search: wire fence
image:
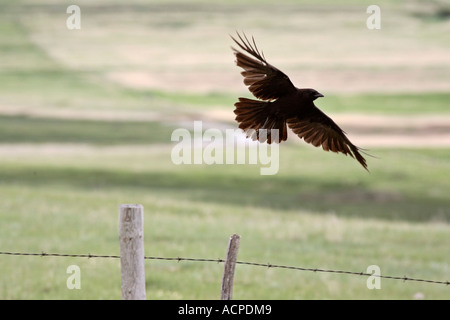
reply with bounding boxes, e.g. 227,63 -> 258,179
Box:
1,250 -> 448,286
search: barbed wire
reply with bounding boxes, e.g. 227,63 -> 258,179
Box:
0,251 -> 448,286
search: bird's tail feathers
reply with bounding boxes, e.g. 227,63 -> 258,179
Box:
234,97 -> 287,144
349,146 -> 369,172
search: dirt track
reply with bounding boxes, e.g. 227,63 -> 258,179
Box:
204,110 -> 450,147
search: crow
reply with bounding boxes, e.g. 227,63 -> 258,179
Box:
231,32 -> 369,171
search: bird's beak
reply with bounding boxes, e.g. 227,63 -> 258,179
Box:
315,92 -> 324,99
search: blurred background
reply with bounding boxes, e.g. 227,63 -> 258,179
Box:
0,0 -> 449,299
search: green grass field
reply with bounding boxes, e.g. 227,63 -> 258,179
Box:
1,146 -> 449,299
0,1 -> 449,300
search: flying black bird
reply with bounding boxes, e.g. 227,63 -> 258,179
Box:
231,32 -> 369,171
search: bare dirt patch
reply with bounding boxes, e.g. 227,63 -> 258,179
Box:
106,67 -> 450,95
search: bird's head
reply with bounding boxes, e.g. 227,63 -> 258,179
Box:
304,88 -> 324,101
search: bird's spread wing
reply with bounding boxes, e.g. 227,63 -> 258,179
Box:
287,106 -> 368,170
231,32 -> 297,101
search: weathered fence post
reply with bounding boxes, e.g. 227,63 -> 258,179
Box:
221,233 -> 241,300
119,204 -> 146,300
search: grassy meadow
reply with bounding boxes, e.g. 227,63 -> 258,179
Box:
0,0 -> 449,299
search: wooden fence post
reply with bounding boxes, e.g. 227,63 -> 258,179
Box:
221,233 -> 241,300
119,204 -> 146,300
